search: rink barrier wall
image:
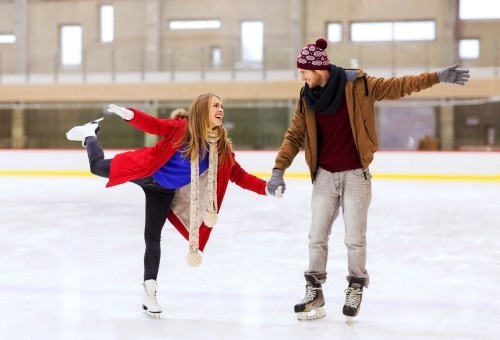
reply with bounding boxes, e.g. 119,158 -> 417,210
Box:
0,150 -> 499,182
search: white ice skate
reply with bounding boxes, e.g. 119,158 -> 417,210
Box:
142,279 -> 162,318
65,118 -> 103,147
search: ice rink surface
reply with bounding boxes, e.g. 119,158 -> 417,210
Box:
0,175 -> 499,340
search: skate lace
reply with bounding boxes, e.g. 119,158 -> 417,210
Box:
301,285 -> 318,303
147,290 -> 159,304
344,287 -> 362,308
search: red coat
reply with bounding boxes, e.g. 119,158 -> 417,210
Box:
107,109 -> 267,251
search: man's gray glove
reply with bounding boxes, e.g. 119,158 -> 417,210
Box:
436,63 -> 470,86
266,169 -> 285,198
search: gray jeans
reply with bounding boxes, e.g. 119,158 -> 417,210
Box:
306,167 -> 371,287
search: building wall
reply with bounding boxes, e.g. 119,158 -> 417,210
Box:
1,0 -> 500,74
0,0 -> 499,151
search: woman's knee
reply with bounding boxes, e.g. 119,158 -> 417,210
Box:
144,228 -> 162,245
89,159 -> 110,178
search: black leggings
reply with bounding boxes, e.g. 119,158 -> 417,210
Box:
86,136 -> 175,281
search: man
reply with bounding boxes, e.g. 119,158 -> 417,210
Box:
266,38 -> 469,322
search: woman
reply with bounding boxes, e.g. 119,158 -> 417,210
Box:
66,93 -> 282,316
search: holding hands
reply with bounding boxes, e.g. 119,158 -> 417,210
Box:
266,168 -> 286,199
108,104 -> 134,120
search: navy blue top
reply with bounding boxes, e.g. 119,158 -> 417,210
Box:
153,149 -> 209,189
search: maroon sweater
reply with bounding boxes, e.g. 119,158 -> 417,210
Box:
315,96 -> 362,172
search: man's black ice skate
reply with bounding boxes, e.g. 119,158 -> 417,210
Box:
343,277 -> 365,323
294,273 -> 326,320
66,118 -> 103,147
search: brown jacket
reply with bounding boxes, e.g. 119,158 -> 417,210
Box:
274,69 -> 440,181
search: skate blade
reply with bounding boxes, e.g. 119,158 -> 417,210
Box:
296,307 -> 326,321
344,308 -> 360,324
89,117 -> 104,124
143,305 -> 162,319
143,310 -> 161,319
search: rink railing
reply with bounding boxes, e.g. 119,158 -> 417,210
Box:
0,150 -> 499,182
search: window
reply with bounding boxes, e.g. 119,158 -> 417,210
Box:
100,5 -> 114,42
459,0 -> 500,19
169,20 -> 221,30
61,25 -> 82,66
327,23 -> 342,42
352,22 -> 392,42
351,21 -> 435,42
459,39 -> 480,59
0,34 -> 16,44
241,21 -> 263,64
211,46 -> 222,67
393,22 -> 435,41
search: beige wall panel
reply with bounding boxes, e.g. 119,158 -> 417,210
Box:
303,0 -> 443,30
29,2 -> 60,73
162,0 -> 293,69
29,1 -> 99,72
0,3 -> 14,31
28,1 -> 148,73
114,1 -> 147,45
94,1 -> 147,73
460,21 -> 500,66
0,3 -> 15,72
0,78 -> 498,103
302,0 -> 457,68
0,0 -> 496,78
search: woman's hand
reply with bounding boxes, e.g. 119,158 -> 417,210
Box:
107,104 -> 134,120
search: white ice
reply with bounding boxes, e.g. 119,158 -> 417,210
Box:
0,176 -> 499,340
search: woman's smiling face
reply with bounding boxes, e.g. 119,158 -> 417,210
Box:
209,96 -> 224,128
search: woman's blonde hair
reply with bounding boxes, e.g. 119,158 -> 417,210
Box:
177,93 -> 233,165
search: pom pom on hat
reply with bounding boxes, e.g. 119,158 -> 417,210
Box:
316,38 -> 327,50
296,38 -> 330,70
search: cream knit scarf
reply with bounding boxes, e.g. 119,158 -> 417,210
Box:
187,129 -> 219,267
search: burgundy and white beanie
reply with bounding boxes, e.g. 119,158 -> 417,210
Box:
296,38 -> 330,70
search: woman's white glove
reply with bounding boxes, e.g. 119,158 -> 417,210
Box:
266,184 -> 284,198
266,169 -> 285,198
107,104 -> 134,120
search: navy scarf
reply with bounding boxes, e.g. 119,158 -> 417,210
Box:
304,64 -> 347,114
